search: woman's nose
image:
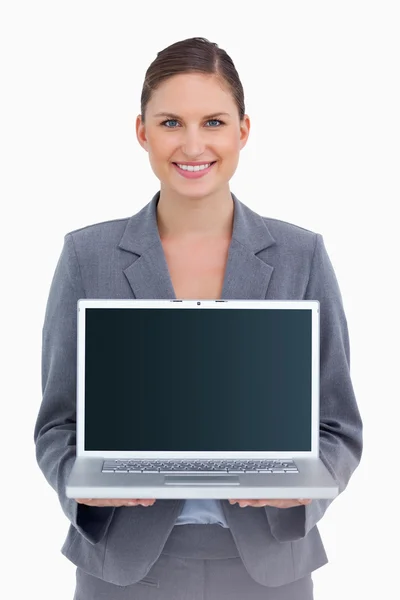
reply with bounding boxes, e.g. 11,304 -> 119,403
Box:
181,130 -> 206,157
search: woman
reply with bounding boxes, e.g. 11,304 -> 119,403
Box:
34,37 -> 363,599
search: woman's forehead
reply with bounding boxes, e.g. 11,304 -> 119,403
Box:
147,74 -> 235,114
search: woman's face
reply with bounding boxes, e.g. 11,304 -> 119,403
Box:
136,72 -> 250,198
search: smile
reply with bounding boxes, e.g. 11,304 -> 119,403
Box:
172,162 -> 217,179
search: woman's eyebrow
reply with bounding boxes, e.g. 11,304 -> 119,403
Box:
153,112 -> 231,119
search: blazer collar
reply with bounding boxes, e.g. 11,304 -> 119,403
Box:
118,190 -> 276,300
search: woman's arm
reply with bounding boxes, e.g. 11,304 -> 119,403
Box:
265,233 -> 363,542
34,233 -> 115,544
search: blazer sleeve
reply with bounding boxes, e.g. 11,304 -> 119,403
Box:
33,233 -> 115,544
264,233 -> 363,542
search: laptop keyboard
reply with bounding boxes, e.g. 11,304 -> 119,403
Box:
102,459 -> 299,474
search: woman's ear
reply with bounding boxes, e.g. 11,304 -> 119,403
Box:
135,114 -> 148,151
239,115 -> 251,150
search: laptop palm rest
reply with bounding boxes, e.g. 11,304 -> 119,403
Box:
164,476 -> 240,485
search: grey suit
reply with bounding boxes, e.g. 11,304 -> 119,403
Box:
34,190 -> 362,589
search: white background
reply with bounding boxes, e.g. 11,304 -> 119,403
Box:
1,1 -> 399,598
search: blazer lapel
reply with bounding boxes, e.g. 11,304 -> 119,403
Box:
118,191 -> 277,301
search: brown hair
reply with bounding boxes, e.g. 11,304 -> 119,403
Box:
140,37 -> 245,123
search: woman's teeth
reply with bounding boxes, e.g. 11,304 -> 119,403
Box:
176,163 -> 212,172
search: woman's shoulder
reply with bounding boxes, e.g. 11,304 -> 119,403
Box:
262,215 -> 317,236
67,216 -> 130,237
65,216 -> 131,249
260,215 -> 319,253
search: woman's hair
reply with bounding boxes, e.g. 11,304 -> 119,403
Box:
140,37 -> 245,123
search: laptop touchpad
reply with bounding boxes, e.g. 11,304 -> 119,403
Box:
164,475 -> 240,485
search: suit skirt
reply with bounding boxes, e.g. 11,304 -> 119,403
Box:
73,523 -> 314,600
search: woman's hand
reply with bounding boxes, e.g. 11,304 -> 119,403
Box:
228,499 -> 312,508
76,498 -> 156,507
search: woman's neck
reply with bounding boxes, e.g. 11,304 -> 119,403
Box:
156,188 -> 234,241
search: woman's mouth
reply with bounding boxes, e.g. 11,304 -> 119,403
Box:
172,161 -> 217,179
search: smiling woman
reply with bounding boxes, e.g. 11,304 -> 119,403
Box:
137,74 -> 247,193
135,42 -> 250,234
34,35 -> 362,600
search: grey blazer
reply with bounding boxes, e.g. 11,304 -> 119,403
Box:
34,190 -> 363,588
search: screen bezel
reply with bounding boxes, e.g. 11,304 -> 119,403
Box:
76,299 -> 320,458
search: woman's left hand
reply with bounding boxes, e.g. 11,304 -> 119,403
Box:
228,499 -> 312,508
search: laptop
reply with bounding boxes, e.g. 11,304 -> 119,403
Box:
66,299 -> 338,500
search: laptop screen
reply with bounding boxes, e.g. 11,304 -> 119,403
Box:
84,307 -> 312,452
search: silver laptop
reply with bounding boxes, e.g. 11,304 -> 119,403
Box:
66,299 -> 338,500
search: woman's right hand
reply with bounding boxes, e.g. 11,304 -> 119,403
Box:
76,498 -> 156,507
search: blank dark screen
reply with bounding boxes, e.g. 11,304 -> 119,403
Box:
84,308 -> 312,451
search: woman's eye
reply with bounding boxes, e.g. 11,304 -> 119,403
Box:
163,119 -> 179,128
161,119 -> 224,128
